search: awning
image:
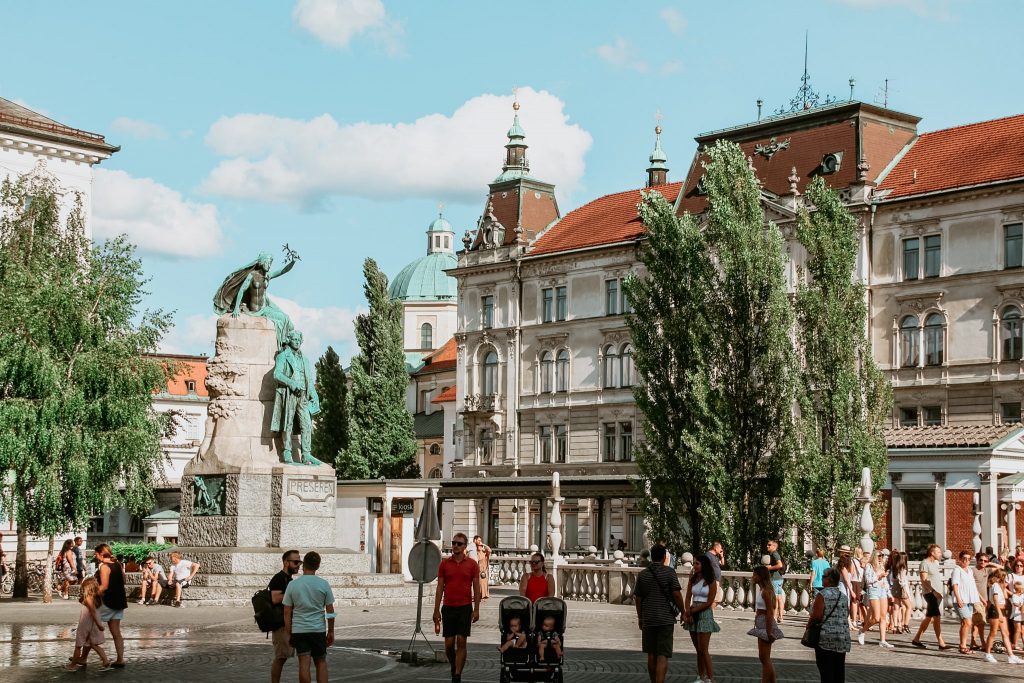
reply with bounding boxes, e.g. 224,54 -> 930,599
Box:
438,474 -> 640,500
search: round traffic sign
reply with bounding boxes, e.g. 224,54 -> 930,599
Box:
408,541 -> 442,583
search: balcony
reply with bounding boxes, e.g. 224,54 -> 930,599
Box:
464,393 -> 502,414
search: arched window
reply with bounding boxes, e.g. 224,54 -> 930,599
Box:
429,443 -> 441,456
420,322 -> 433,350
620,343 -> 634,387
924,313 -> 944,366
483,350 -> 498,395
556,349 -> 570,392
900,316 -> 919,368
1003,306 -> 1023,361
603,345 -> 619,388
427,466 -> 442,479
539,351 -> 554,393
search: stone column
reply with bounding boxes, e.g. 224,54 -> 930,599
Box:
982,472 -> 998,550
383,493 -> 393,573
602,498 -> 612,559
933,473 -> 947,551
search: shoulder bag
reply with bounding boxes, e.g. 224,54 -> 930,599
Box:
801,592 -> 839,649
651,567 -> 681,618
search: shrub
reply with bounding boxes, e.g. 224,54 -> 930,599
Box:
107,542 -> 172,564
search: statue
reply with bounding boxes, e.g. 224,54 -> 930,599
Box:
212,249 -> 298,348
271,330 -> 323,466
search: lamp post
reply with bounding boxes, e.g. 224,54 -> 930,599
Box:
856,467 -> 875,555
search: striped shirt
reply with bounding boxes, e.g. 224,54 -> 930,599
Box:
634,565 -> 681,627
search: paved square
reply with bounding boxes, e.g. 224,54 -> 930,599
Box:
3,588 -> 1023,681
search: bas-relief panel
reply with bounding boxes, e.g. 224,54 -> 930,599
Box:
948,218 -> 997,274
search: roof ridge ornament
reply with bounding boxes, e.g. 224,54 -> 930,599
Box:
773,31 -> 837,115
754,136 -> 790,159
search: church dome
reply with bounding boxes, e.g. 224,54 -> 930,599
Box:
388,251 -> 458,302
428,215 -> 452,233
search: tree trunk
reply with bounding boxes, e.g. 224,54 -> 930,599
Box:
13,527 -> 28,599
42,535 -> 54,604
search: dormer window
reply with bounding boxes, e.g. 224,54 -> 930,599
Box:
185,380 -> 197,393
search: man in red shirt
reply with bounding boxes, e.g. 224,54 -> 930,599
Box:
432,532 -> 481,683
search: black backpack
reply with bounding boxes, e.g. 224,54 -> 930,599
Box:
252,588 -> 285,633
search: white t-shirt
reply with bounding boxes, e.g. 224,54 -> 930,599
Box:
952,566 -> 981,605
990,582 -> 1006,608
170,559 -> 194,582
1011,593 -> 1024,623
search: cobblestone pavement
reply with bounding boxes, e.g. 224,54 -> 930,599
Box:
3,589 -> 1024,682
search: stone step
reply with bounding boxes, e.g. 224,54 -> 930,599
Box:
173,581 -> 424,607
129,572 -> 409,589
153,548 -> 369,575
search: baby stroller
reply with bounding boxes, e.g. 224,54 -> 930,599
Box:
533,597 -> 567,683
498,596 -> 533,682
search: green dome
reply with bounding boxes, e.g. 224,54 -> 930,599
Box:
389,252 -> 458,302
428,215 -> 453,233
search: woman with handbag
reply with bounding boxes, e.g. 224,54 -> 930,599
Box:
683,556 -> 720,682
805,568 -> 850,682
747,566 -> 783,683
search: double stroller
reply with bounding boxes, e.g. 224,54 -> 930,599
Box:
498,595 -> 567,683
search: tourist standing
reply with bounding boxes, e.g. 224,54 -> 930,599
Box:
1007,558 -> 1024,593
633,544 -> 685,683
270,549 -> 301,683
858,550 -> 892,648
765,540 -> 785,624
432,532 -> 481,683
983,568 -> 1022,663
519,552 -> 554,603
73,537 -> 86,582
1011,580 -> 1024,651
94,543 -> 127,668
808,568 -> 850,682
971,551 -> 994,649
911,544 -> 949,649
283,551 -> 335,683
889,551 -> 912,634
57,538 -> 78,600
747,566 -> 783,683
473,535 -> 491,600
705,542 -> 725,583
683,555 -> 720,683
951,549 -> 981,654
168,551 -> 201,607
809,549 -> 830,597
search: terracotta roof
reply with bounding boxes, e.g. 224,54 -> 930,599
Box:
529,182 -> 683,256
432,385 -> 457,403
877,113 -> 1024,199
884,424 -> 1023,449
413,338 -> 457,376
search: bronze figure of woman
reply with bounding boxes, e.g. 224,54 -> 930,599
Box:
212,251 -> 297,347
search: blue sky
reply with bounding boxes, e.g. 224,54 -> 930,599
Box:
2,0 -> 1021,362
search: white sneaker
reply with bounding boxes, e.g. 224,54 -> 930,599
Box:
880,641 -> 895,648
985,653 -> 998,663
1008,655 -> 1023,664
858,632 -> 865,645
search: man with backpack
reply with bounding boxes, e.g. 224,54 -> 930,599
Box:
268,549 -> 302,683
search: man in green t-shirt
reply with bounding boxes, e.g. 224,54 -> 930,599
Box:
283,552 -> 336,683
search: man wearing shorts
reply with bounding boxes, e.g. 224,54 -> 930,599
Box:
283,551 -> 335,683
433,532 -> 481,683
912,543 -> 949,649
634,543 -> 685,683
270,549 -> 302,683
168,551 -> 201,607
951,550 -> 981,653
138,556 -> 167,605
766,540 -> 785,623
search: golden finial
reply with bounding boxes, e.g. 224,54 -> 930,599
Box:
654,109 -> 663,136
512,85 -> 520,111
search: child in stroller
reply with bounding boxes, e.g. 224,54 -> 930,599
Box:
498,615 -> 529,655
536,615 -> 563,662
533,596 -> 567,681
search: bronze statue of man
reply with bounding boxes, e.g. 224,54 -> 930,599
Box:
271,330 -> 323,466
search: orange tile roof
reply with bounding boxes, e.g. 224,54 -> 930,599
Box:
877,113 -> 1024,199
431,385 -> 457,403
884,424 -> 1022,449
413,337 -> 457,375
155,356 -> 208,397
529,182 -> 683,256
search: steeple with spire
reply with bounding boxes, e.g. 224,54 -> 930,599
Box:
646,121 -> 669,187
427,204 -> 455,255
498,97 -> 530,181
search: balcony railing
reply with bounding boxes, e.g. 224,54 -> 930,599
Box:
464,393 -> 501,413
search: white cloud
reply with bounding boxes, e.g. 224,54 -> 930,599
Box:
200,87 -> 592,207
92,169 -> 224,258
159,313 -> 218,356
659,7 -> 687,33
111,117 -> 168,140
596,38 -> 649,73
292,0 -> 403,54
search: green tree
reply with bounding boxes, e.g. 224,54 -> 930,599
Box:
702,141 -> 801,568
0,172 -> 173,599
791,177 -> 890,555
625,190 -> 726,555
340,258 -> 418,480
311,345 -> 348,469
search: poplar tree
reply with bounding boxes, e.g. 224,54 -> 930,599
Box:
0,172 -> 173,599
625,190 -> 726,554
311,345 -> 348,469
791,177 -> 890,555
340,258 -> 418,480
701,141 -> 800,568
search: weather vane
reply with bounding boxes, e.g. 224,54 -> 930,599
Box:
281,243 -> 301,263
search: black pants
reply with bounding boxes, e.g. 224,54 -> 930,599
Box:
814,647 -> 845,683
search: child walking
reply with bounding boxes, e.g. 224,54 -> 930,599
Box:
65,577 -> 112,671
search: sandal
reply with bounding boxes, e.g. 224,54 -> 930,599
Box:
959,647 -> 972,654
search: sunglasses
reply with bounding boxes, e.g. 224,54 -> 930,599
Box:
530,560 -> 542,565
452,541 -> 466,547
288,560 -> 302,564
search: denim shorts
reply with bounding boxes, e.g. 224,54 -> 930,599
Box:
97,604 -> 124,622
957,604 -> 974,620
771,578 -> 784,596
865,586 -> 882,601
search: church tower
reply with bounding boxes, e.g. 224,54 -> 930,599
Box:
646,124 -> 669,187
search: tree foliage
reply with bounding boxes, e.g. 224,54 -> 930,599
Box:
339,258 -> 418,480
625,190 -> 726,554
0,171 -> 173,594
311,345 -> 348,469
790,177 -> 890,556
701,141 -> 801,568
